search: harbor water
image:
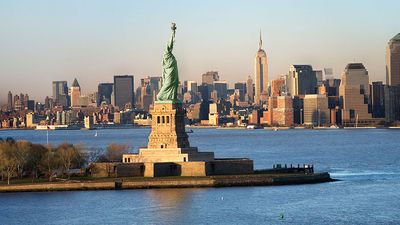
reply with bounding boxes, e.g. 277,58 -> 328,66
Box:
0,128 -> 399,224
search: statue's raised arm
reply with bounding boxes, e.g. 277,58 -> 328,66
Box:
166,23 -> 177,53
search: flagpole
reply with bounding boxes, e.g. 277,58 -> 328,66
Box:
46,127 -> 49,145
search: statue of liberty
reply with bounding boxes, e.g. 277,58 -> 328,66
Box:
156,23 -> 179,102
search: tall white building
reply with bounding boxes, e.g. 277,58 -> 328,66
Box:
386,33 -> 400,86
254,31 -> 268,105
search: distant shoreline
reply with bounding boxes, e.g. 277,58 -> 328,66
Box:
0,172 -> 334,193
2,126 -> 400,132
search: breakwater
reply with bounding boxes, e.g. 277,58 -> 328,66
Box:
0,172 -> 333,192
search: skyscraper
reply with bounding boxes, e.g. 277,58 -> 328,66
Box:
324,68 -> 334,80
198,84 -> 210,120
324,79 -> 341,96
246,75 -> 254,103
114,75 -> 134,110
52,81 -> 68,107
201,71 -> 219,100
44,96 -> 51,109
263,96 -> 293,126
303,94 -> 330,126
149,77 -> 162,93
287,65 -> 317,96
198,84 -> 209,101
187,81 -> 198,93
24,94 -> 29,107
202,71 -> 219,85
97,83 -> 114,106
386,33 -> 400,86
234,82 -> 246,102
70,78 -> 81,107
384,85 -> 400,123
7,91 -> 13,110
271,76 -> 286,97
213,81 -> 228,100
385,34 -> 400,123
315,70 -> 324,85
339,63 -> 371,122
140,84 -> 153,111
254,31 -> 268,105
370,81 -> 385,118
14,94 -> 22,111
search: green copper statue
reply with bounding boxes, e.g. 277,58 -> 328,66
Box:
156,23 -> 179,102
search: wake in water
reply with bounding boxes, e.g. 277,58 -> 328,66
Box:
330,169 -> 397,177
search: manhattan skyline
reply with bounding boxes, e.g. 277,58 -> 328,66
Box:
1,0 -> 400,101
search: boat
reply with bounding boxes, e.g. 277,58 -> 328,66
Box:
246,125 -> 262,129
36,125 -> 81,130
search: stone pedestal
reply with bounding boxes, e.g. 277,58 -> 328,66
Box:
123,102 -> 214,165
121,102 -> 253,177
147,102 -> 190,149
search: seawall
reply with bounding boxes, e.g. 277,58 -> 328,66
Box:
0,172 -> 333,193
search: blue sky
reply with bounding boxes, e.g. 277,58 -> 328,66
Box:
0,0 -> 399,101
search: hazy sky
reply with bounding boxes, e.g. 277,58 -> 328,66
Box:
1,0 -> 399,102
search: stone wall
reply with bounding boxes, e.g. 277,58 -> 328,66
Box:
178,162 -> 206,176
153,162 -> 181,177
117,163 -> 145,177
91,159 -> 254,178
206,159 -> 254,176
0,182 -> 115,192
123,177 -> 213,188
148,160 -> 252,177
140,162 -> 207,177
144,162 -> 154,177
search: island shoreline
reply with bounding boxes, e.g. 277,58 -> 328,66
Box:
0,172 -> 335,193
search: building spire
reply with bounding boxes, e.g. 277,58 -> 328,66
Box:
72,78 -> 80,88
259,29 -> 262,50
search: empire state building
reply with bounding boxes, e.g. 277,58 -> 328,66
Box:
254,31 -> 268,105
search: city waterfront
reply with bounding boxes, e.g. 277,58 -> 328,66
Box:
0,128 -> 399,224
